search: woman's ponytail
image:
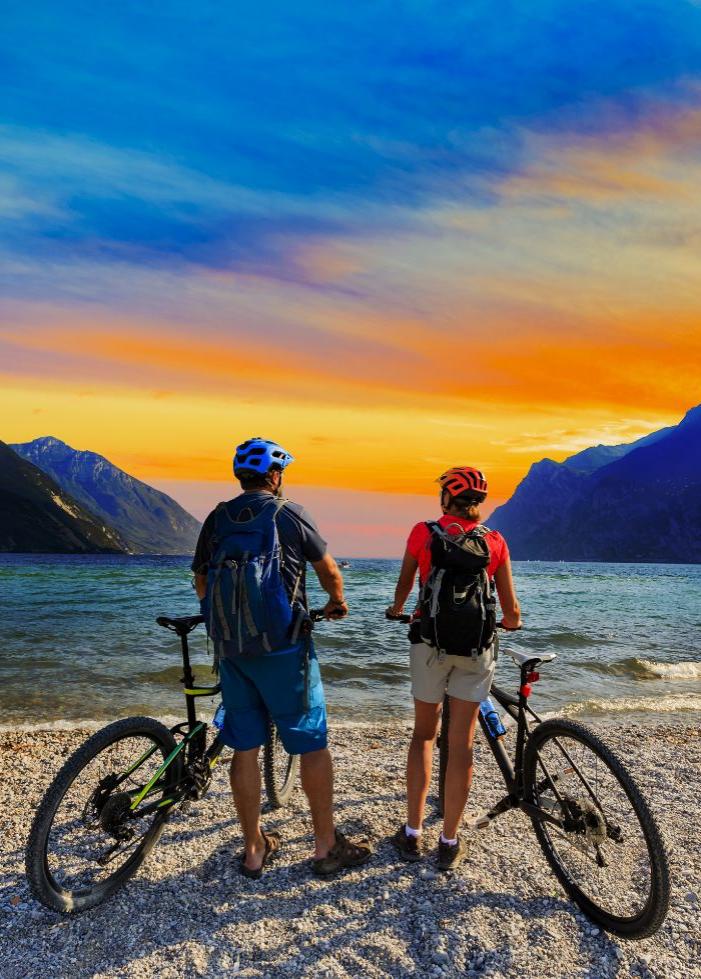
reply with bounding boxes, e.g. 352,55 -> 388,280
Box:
449,491 -> 482,522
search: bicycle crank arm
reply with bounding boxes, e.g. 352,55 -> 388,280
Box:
469,793 -> 519,830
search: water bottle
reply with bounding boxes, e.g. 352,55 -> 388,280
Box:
479,698 -> 506,738
212,702 -> 226,731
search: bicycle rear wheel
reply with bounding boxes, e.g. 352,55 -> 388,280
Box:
263,717 -> 299,808
524,718 -> 670,938
26,716 -> 180,913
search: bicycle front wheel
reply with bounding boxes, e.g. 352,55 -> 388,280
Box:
524,718 -> 670,938
263,718 -> 299,808
26,716 -> 180,913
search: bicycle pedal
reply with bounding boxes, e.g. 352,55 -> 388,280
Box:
470,814 -> 492,831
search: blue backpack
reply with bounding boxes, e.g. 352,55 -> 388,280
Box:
204,498 -> 300,656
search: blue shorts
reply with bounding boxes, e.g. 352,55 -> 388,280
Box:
217,639 -> 327,755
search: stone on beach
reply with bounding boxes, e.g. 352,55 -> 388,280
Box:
1,721 -> 699,978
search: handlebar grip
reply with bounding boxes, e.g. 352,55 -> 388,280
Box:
310,608 -> 348,621
385,612 -> 412,623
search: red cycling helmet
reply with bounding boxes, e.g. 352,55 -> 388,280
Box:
436,466 -> 488,498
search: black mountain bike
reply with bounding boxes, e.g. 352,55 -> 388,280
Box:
393,616 -> 670,939
26,614 -> 299,914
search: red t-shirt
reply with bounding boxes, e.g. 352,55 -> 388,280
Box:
407,516 -> 509,584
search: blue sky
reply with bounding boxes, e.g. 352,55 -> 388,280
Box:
4,1 -> 701,288
2,3 -> 701,552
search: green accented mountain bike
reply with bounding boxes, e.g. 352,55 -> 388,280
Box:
391,616 -> 671,939
25,614 -> 299,913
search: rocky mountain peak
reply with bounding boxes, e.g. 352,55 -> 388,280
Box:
10,437 -> 201,555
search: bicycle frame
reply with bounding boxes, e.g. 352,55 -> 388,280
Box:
471,660 -> 565,830
108,620 -> 224,819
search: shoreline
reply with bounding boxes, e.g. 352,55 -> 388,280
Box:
1,702 -> 700,735
2,720 -> 699,978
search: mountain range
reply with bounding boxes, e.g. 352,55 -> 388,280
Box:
0,441 -> 126,553
3,437 -> 200,554
489,404 -> 701,563
10,437 -> 200,554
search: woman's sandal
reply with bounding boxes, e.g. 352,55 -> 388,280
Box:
312,829 -> 373,877
239,831 -> 281,880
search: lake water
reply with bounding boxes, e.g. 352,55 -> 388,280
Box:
2,556 -> 700,729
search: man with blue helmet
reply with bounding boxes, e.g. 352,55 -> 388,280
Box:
192,437 -> 372,878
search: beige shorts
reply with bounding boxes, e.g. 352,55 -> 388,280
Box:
410,642 -> 496,704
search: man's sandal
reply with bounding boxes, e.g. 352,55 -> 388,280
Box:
239,831 -> 281,880
312,829 -> 373,877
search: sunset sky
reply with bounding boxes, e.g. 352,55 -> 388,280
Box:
2,3 -> 701,554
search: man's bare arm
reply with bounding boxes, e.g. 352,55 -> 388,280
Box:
311,553 -> 348,618
194,572 -> 207,600
494,557 -> 522,629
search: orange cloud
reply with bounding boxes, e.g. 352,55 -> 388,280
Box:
501,99 -> 701,204
3,295 -> 699,421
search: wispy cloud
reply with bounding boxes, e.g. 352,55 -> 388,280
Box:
2,2 -> 701,501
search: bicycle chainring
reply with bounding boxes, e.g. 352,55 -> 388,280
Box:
187,756 -> 213,799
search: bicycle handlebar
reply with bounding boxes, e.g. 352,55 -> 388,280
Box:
384,610 -> 522,630
308,608 -> 346,622
385,610 -> 412,623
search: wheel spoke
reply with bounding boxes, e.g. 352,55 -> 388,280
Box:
44,733 -> 171,894
530,727 -> 660,925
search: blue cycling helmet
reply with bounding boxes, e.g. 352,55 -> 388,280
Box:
233,437 -> 294,476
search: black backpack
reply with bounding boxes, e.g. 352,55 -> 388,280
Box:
419,522 -> 497,657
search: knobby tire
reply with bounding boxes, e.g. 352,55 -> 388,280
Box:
26,716 -> 179,914
263,717 -> 300,808
524,717 -> 670,938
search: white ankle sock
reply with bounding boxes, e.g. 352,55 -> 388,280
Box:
405,824 -> 422,838
440,832 -> 457,846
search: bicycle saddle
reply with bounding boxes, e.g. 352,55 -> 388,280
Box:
156,614 -> 205,635
509,648 -> 557,667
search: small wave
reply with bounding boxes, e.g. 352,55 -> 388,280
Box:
577,657 -> 701,680
631,658 -> 701,680
562,693 -> 701,716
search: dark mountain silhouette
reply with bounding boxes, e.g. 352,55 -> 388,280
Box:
10,437 -> 200,555
489,405 -> 701,563
0,442 -> 126,553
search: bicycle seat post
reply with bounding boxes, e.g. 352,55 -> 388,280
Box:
179,630 -> 198,730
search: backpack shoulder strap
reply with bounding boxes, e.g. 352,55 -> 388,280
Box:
469,523 -> 489,538
272,497 -> 288,519
211,502 -> 229,544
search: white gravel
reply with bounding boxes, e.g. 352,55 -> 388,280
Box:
1,720 -> 699,978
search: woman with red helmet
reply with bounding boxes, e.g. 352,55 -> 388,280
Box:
387,466 -> 522,871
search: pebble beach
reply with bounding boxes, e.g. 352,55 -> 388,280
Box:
1,721 -> 699,979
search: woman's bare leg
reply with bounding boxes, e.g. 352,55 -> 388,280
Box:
442,697 -> 480,840
406,698 -> 442,830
